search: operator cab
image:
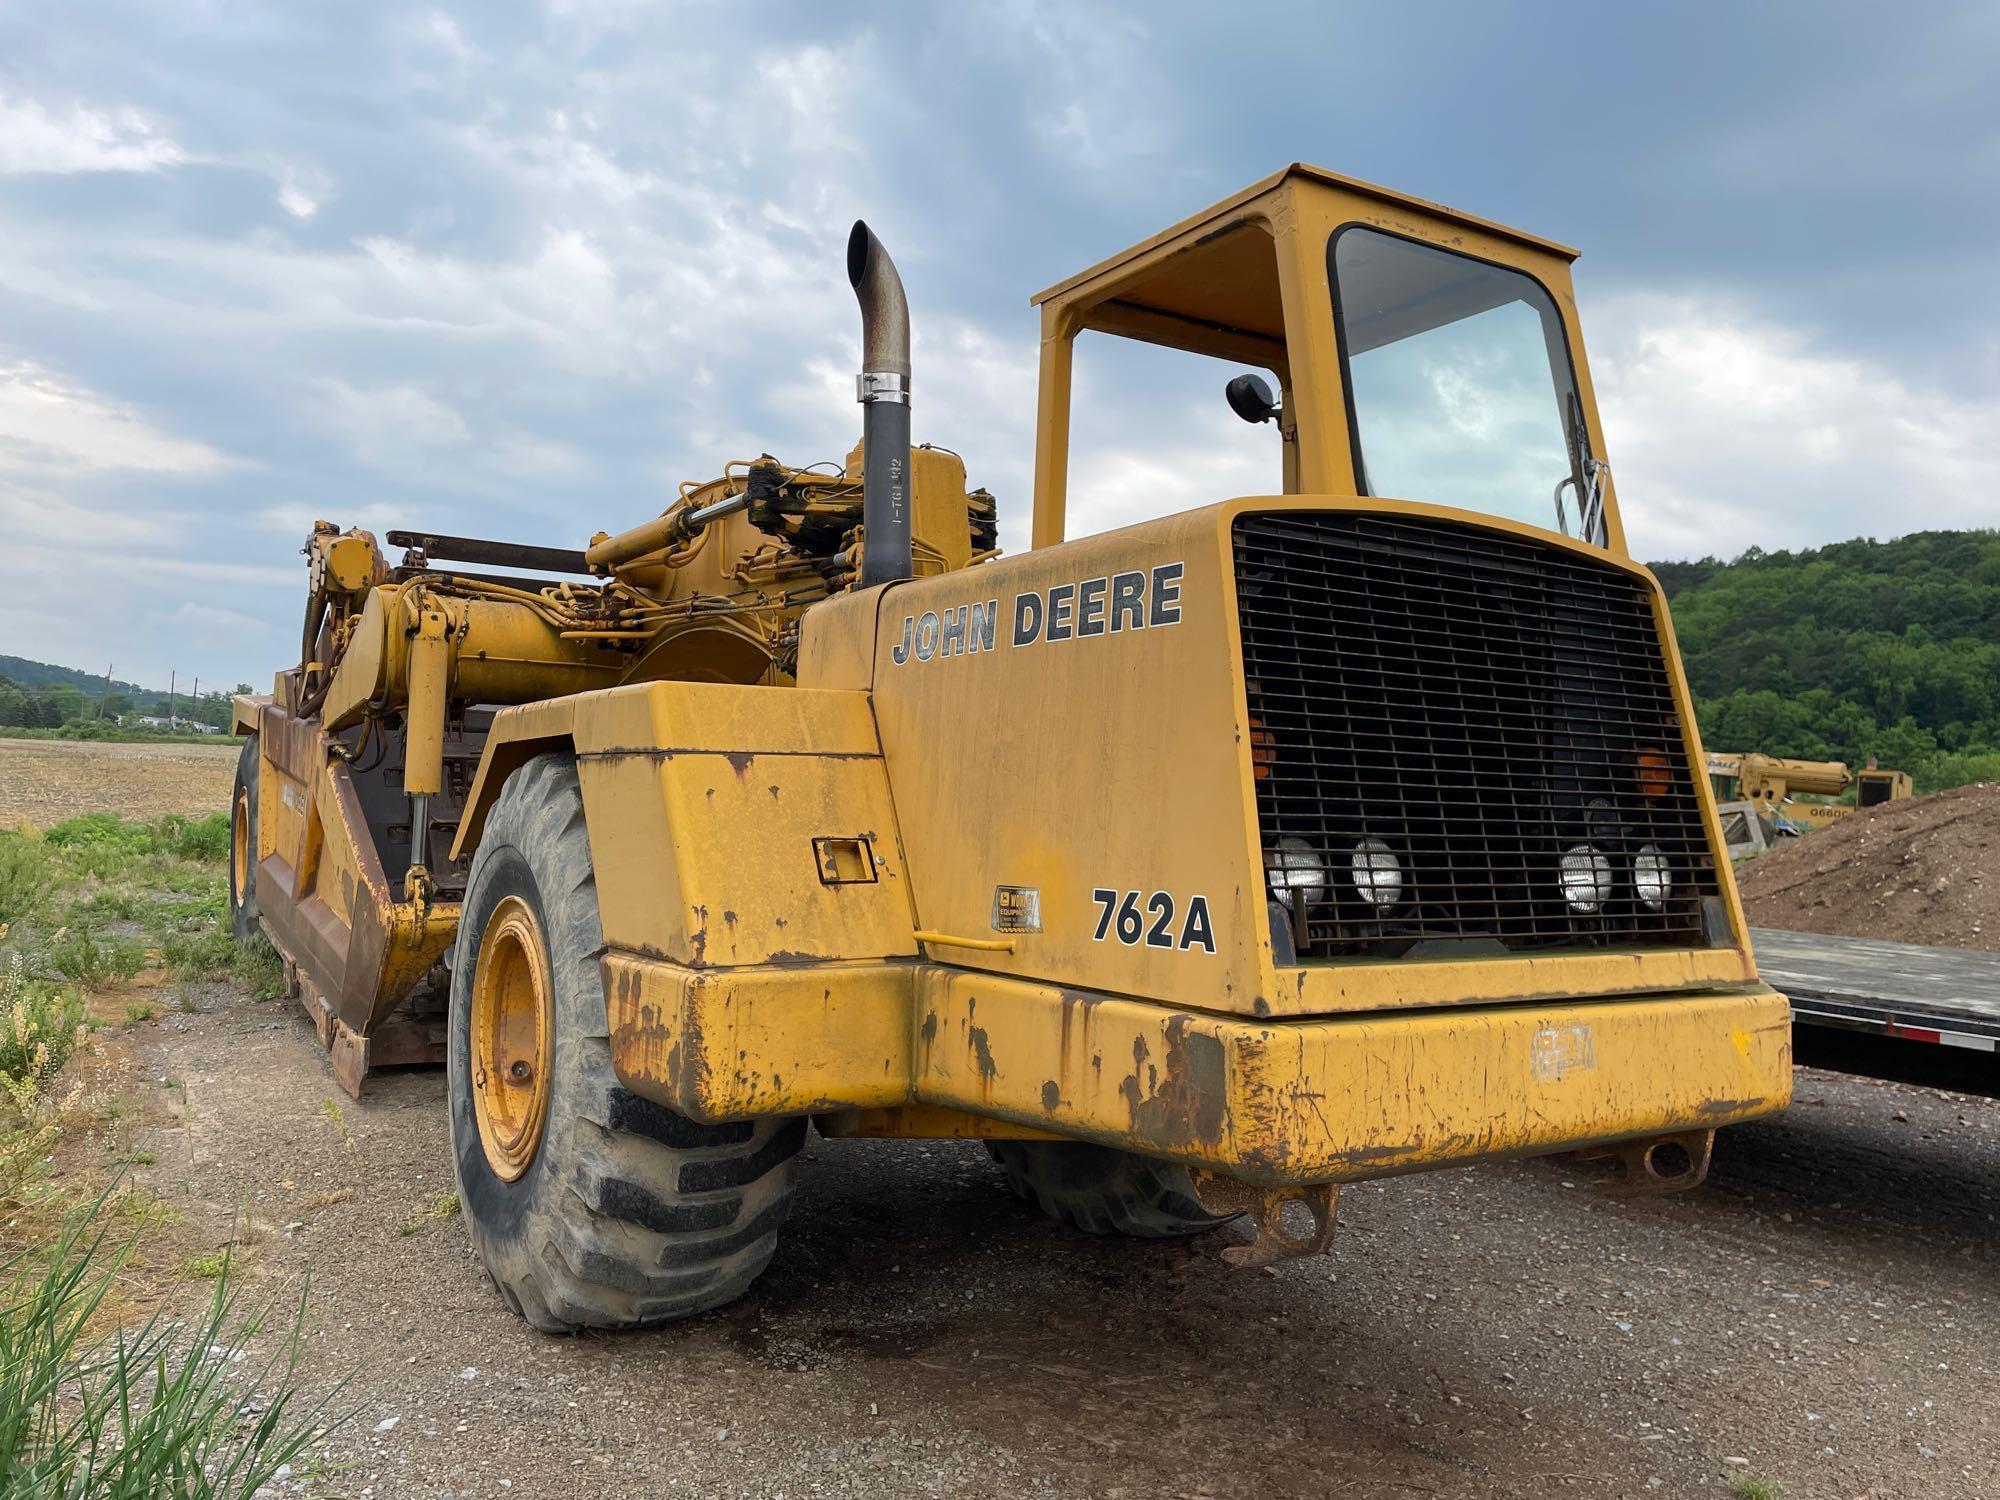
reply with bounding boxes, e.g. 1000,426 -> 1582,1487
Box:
1030,163 -> 1618,552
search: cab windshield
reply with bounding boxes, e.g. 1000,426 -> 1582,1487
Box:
1330,226 -> 1593,539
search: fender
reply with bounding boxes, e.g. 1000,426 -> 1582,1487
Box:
455,679 -> 920,969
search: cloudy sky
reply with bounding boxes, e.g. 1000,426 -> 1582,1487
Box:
1,3 -> 1997,690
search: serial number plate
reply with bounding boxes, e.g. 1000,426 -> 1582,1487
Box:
991,886 -> 1043,934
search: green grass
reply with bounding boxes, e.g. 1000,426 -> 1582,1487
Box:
1731,1478 -> 1784,1500
44,811 -> 232,864
183,1252 -> 228,1280
0,1192 -> 349,1495
158,925 -> 285,1001
42,927 -> 147,989
0,837 -> 53,928
0,812 -> 283,1008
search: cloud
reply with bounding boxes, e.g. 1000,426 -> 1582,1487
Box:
167,600 -> 266,636
0,483 -> 179,547
980,2 -> 1172,174
275,176 -> 320,219
0,357 -> 233,477
1591,296 -> 2000,560
313,378 -> 473,462
0,91 -> 188,175
0,2 -> 1991,692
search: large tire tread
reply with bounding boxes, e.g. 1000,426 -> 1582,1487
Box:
229,735 -> 261,945
988,1140 -> 1237,1239
450,752 -> 802,1332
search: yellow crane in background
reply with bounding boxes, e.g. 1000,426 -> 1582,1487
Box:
1706,751 -> 1913,846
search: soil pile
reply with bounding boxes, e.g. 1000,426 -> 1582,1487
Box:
1734,780 -> 2000,951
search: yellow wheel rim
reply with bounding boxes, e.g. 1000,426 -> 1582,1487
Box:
231,789 -> 251,903
470,895 -> 554,1181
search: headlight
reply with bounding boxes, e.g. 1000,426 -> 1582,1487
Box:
1633,845 -> 1672,909
1267,837 -> 1327,909
1558,844 -> 1613,914
1349,837 -> 1403,909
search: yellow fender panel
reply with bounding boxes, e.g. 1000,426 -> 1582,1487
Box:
456,681 -> 919,970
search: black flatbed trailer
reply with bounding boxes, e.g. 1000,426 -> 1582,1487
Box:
1751,927 -> 2000,1098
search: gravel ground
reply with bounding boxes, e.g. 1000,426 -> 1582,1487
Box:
0,736 -> 239,827
119,990 -> 1997,1500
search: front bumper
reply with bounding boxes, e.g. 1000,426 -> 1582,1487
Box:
603,952 -> 1792,1187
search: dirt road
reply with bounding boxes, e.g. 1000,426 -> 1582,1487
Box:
124,989 -> 1996,1500
0,736 -> 239,827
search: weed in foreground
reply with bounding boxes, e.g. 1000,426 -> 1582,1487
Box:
43,926 -> 147,990
0,1192 -> 350,1496
162,926 -> 286,1002
0,838 -> 53,928
319,1098 -> 352,1150
1732,1479 -> 1784,1500
1,951 -> 89,1097
42,811 -> 232,864
398,1189 -> 463,1236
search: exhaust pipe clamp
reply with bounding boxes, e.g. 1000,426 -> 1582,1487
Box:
857,371 -> 910,405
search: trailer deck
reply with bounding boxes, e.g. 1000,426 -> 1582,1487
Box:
1751,927 -> 2000,1096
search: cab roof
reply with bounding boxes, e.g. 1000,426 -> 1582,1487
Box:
1027,164 -> 1576,371
1032,162 -> 1576,310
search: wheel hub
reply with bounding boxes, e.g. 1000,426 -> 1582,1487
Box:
231,789 -> 251,904
470,895 -> 554,1181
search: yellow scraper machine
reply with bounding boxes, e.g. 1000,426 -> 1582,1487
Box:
231,165 -> 1790,1328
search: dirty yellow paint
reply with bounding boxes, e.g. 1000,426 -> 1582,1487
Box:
910,970 -> 1791,1185
602,951 -> 913,1119
460,681 -> 919,970
600,940 -> 1792,1188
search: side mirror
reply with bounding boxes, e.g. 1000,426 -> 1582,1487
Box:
1225,373 -> 1280,425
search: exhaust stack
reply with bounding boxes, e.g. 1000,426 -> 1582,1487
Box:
848,221 -> 912,589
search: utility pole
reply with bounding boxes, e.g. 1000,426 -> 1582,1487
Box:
169,670 -> 177,728
193,677 -> 200,729
98,663 -> 113,720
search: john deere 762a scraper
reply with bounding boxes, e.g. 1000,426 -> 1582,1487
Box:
230,165 -> 1789,1329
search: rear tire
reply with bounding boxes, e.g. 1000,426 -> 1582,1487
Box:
229,735 -> 261,944
449,752 -> 804,1332
987,1141 -> 1238,1238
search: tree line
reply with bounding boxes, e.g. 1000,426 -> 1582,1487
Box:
0,675 -> 251,734
1651,529 -> 2000,793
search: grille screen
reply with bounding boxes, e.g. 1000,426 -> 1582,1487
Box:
1235,512 -> 1723,960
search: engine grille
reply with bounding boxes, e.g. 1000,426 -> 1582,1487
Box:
1234,512 -> 1723,960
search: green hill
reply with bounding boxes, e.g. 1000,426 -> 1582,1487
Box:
1652,529 -> 2000,792
0,655 -> 247,733
0,656 -> 157,698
